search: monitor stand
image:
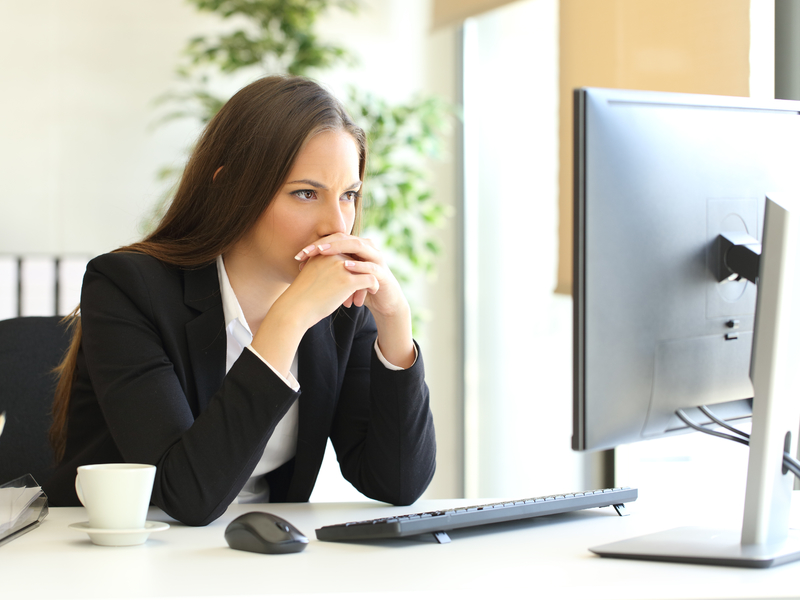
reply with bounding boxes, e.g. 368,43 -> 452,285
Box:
590,526 -> 800,569
591,197 -> 800,569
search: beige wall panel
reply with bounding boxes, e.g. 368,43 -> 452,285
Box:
556,0 -> 751,294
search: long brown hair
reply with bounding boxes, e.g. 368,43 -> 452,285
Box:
50,75 -> 367,460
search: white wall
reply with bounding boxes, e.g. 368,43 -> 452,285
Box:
0,1 -> 218,255
749,0 -> 775,99
462,0 -> 587,499
0,0 -> 463,501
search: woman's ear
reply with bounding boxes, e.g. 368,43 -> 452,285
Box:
213,166 -> 224,182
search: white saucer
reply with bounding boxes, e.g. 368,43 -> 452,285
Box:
69,520 -> 170,546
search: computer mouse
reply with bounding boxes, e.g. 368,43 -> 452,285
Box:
224,511 -> 308,554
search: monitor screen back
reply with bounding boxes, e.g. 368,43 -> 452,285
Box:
573,88 -> 800,452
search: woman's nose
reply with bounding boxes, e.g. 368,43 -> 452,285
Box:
318,201 -> 348,236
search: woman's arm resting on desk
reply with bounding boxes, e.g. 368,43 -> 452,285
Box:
329,309 -> 436,506
80,255 -> 298,526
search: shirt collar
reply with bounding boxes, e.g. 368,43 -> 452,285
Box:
216,255 -> 254,347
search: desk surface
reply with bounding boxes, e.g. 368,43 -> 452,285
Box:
5,490 -> 800,600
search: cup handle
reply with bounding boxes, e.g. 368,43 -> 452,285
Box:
74,474 -> 86,507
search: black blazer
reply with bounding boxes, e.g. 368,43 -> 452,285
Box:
44,252 -> 436,526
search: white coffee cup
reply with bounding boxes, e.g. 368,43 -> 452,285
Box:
75,463 -> 156,530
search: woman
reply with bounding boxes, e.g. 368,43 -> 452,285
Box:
44,75 -> 436,526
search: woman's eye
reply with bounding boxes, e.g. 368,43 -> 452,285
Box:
343,191 -> 360,203
293,190 -> 316,200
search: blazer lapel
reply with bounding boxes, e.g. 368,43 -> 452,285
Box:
287,318 -> 339,500
182,263 -> 226,415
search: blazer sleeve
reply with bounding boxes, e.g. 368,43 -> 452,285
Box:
79,254 -> 299,526
329,308 -> 436,505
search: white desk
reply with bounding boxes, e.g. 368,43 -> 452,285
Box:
4,490 -> 800,599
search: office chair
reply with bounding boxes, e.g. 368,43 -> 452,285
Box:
0,316 -> 72,485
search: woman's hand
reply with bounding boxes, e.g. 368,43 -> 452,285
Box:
277,247 -> 379,330
254,240 -> 382,377
293,234 -> 415,368
294,234 -> 403,317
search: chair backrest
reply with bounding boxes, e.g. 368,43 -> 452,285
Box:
0,316 -> 72,485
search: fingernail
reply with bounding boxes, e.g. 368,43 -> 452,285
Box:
344,260 -> 355,267
295,245 -> 315,260
317,243 -> 331,251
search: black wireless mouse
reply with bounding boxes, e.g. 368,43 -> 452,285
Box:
224,511 -> 308,554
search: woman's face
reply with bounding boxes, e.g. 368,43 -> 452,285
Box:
241,129 -> 362,283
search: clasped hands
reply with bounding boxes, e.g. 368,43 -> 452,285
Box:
292,233 -> 406,320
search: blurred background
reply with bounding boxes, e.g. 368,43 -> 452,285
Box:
0,0 -> 783,503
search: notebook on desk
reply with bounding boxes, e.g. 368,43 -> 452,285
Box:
315,486 -> 637,544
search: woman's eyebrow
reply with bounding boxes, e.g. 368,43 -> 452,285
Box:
286,179 -> 362,190
286,178 -> 326,188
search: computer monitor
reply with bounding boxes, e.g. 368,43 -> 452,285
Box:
572,87 -> 800,567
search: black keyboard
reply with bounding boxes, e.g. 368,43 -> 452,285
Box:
315,486 -> 638,543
